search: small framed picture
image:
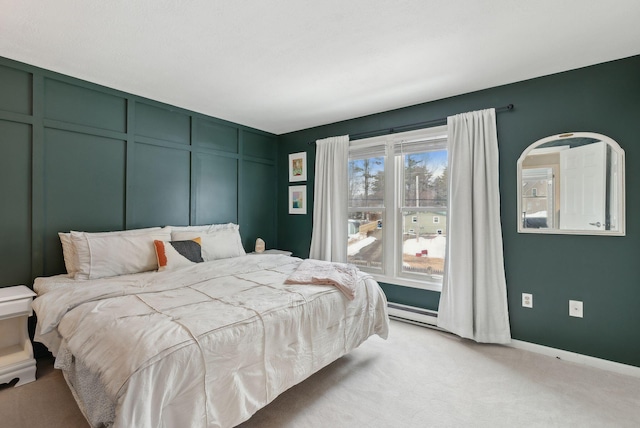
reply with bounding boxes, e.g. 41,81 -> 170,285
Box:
288,152 -> 307,182
288,185 -> 307,214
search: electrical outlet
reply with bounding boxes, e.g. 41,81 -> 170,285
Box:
569,300 -> 583,318
522,293 -> 533,308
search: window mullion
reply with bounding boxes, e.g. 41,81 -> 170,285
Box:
389,153 -> 403,278
379,142 -> 394,277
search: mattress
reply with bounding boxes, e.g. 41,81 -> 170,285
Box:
33,254 -> 389,428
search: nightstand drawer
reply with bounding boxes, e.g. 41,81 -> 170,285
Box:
0,297 -> 32,320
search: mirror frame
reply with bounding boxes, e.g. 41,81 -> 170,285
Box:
517,132 -> 625,236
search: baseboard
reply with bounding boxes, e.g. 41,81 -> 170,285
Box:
388,303 -> 640,378
387,303 -> 443,330
509,339 -> 640,378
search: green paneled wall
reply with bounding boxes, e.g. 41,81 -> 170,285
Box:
277,55 -> 640,368
241,158 -> 277,250
0,120 -> 32,285
193,153 -> 238,225
42,129 -> 127,273
135,103 -> 190,145
0,65 -> 32,114
245,131 -> 277,160
193,120 -> 238,153
44,79 -> 127,132
0,56 -> 278,285
130,142 -> 191,228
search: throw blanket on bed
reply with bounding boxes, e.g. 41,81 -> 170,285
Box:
284,259 -> 360,300
32,255 -> 389,428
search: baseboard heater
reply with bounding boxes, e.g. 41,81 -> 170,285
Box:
387,302 -> 442,330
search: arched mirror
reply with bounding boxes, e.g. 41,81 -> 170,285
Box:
517,132 -> 625,236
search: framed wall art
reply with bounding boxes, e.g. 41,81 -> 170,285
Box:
288,151 -> 307,182
288,185 -> 306,214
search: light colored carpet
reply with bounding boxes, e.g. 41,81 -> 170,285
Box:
2,320 -> 639,427
0,355 -> 88,428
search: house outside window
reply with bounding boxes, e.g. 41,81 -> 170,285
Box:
347,126 -> 448,291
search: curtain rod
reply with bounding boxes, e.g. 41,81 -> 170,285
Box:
307,104 -> 514,145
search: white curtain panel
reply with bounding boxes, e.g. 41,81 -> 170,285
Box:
437,109 -> 511,344
309,135 -> 349,262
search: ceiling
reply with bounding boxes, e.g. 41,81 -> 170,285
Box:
2,1 -> 640,135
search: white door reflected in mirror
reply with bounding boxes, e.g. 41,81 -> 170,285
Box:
559,141 -> 606,231
517,132 -> 625,236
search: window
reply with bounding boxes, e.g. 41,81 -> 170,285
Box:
347,126 -> 448,291
347,143 -> 385,272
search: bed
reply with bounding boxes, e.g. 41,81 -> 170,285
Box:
32,224 -> 389,428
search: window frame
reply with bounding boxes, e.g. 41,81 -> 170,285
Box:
348,125 -> 447,292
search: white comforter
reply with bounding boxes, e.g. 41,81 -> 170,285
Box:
33,255 -> 389,428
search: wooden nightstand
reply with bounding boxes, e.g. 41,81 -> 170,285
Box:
0,285 -> 37,387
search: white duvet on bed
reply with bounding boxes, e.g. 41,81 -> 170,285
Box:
33,254 -> 389,428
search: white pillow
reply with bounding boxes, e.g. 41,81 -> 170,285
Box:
70,227 -> 169,280
172,224 -> 245,261
87,231 -> 172,279
170,222 -> 236,238
58,232 -> 77,275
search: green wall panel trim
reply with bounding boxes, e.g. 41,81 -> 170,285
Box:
30,74 -> 45,283
277,55 -> 640,367
43,128 -> 126,275
42,119 -> 127,143
243,129 -> 277,160
130,143 -> 191,228
44,78 -> 126,132
0,110 -> 34,126
125,99 -> 136,229
242,155 -> 276,166
135,102 -> 190,145
0,121 -> 32,287
193,153 -> 238,225
193,118 -> 238,153
0,64 -> 32,115
134,135 -> 194,151
378,283 -> 440,312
